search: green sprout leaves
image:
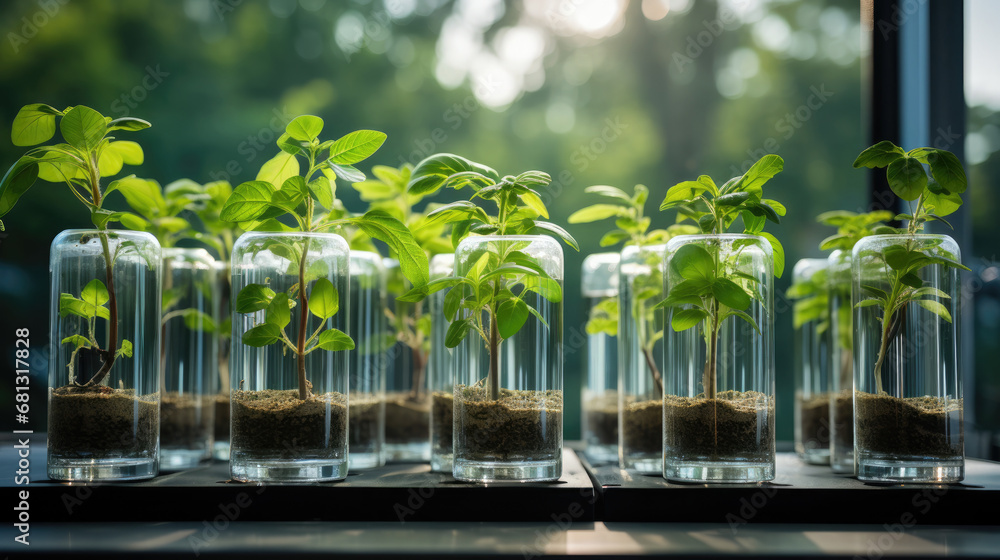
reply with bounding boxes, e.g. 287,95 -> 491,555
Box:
235,279 -> 354,353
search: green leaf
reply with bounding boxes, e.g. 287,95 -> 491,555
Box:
308,278 -> 339,319
883,245 -> 911,270
11,104 -> 59,146
915,299 -> 952,323
660,180 -> 709,210
116,339 -> 134,359
328,162 -> 366,183
716,192 -> 750,207
236,284 -> 276,313
528,220 -> 579,251
0,157 -> 40,225
854,141 -> 905,168
523,274 -> 563,303
407,153 -> 500,196
61,334 -> 91,349
119,213 -> 150,231
671,308 -> 708,331
599,230 -> 630,247
352,179 -> 396,202
886,157 -> 927,201
725,309 -> 761,334
443,283 -> 465,320
316,328 -> 355,351
59,105 -> 106,152
568,204 -> 622,223
353,210 -> 430,287
525,302 -> 550,329
730,154 -> 784,193
712,277 -> 751,309
584,184 -> 632,202
759,232 -> 784,278
256,152 -> 300,188
900,272 -> 923,289
266,292 -> 291,328
107,140 -> 144,166
670,244 -> 714,282
445,318 -> 471,348
106,117 -> 151,133
855,299 -> 883,309
112,177 -> 166,221
242,323 -> 282,347
911,286 -> 949,299
496,298 -> 529,339
220,181 -> 278,223
926,150 -> 967,195
397,276 -> 467,302
285,115 -> 324,142
182,309 -> 217,332
81,278 -> 110,307
59,293 -> 110,320
521,191 -> 549,219
308,176 -> 334,209
329,130 -> 387,165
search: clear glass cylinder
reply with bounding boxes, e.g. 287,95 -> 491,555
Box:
47,229 -> 161,481
791,258 -> 831,465
827,249 -> 855,474
160,248 -> 218,469
229,232 -> 350,482
347,251 -> 387,470
662,234 -> 775,483
429,253 -> 456,472
852,234 -> 964,482
618,244 -> 665,472
453,235 -> 564,482
211,259 -> 231,461
383,258 -> 431,462
581,252 -> 620,465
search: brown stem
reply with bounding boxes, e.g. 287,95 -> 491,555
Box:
409,346 -> 428,401
488,310 -> 500,401
86,230 -> 118,387
296,239 -> 312,400
641,347 -> 663,396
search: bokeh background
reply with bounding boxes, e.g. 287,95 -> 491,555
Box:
1,0 -> 997,445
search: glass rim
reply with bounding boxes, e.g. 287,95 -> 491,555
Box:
668,232 -> 768,242
458,233 -> 562,243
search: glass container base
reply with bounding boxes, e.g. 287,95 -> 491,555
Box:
800,448 -> 830,466
385,442 -> 430,462
625,454 -> 662,473
349,452 -> 383,471
831,452 -> 854,474
212,441 -> 230,461
230,457 -> 348,482
453,458 -> 562,483
583,444 -> 617,466
857,457 -> 964,483
161,449 -> 206,470
48,458 -> 158,482
664,460 -> 775,483
431,452 -> 453,473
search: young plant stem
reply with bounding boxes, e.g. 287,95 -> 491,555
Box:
84,155 -> 118,388
409,344 -> 427,401
488,302 -> 500,402
295,236 -> 313,400
703,302 -> 719,401
641,347 -> 664,396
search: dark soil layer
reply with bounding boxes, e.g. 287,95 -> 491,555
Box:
48,386 -> 158,458
623,399 -> 661,455
664,390 -> 773,459
231,390 -> 347,458
799,393 -> 831,450
349,396 -> 381,448
855,391 -> 963,458
583,391 -> 618,448
161,392 -> 213,449
431,391 -> 454,452
832,391 -> 853,453
456,385 -> 562,461
213,394 -> 230,441
384,391 -> 430,444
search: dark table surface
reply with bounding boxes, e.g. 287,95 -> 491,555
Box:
4,437 -> 1000,558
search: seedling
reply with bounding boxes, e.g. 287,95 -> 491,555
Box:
851,141 -> 969,394
0,103 -> 152,387
656,155 -> 786,400
399,153 -> 578,401
353,163 -> 452,399
220,115 -> 429,400
569,184 -> 697,393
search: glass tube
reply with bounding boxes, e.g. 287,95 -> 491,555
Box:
452,235 -> 564,482
347,251 -> 387,470
229,232 -> 350,482
581,252 -> 620,465
47,229 -> 161,481
791,258 -> 831,465
662,234 -> 775,483
160,248 -> 218,469
428,253 -> 456,472
828,249 -> 855,474
852,234 -> 964,482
